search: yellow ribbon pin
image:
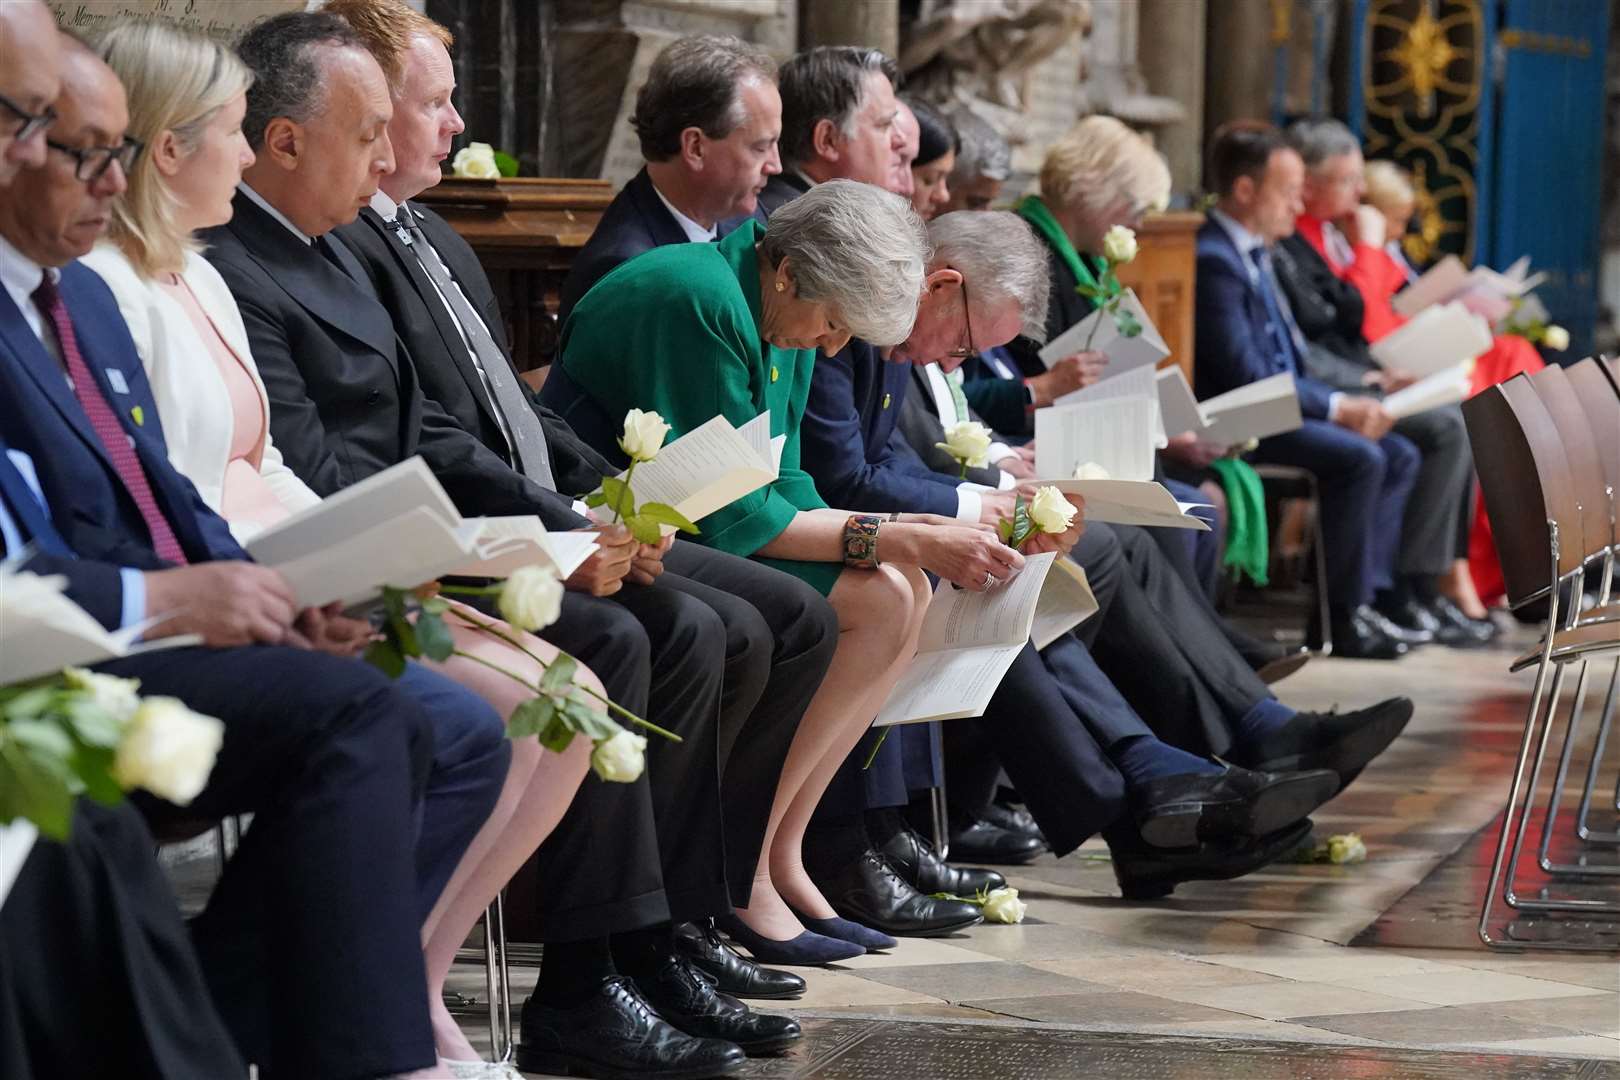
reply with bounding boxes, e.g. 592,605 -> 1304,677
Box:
131,405 -> 144,426
882,393 -> 891,409
770,365 -> 779,383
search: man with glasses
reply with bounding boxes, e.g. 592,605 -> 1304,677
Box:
0,0 -> 60,184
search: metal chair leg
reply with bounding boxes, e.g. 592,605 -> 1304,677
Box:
1535,657 -> 1620,876
1575,658 -> 1620,843
1309,484 -> 1332,656
930,777 -> 949,861
481,894 -> 514,1063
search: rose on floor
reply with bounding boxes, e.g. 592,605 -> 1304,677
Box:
930,885 -> 1029,924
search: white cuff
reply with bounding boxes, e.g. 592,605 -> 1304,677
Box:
1327,391 -> 1344,422
988,441 -> 1017,464
572,499 -> 591,518
995,470 -> 1016,491
954,487 -> 982,522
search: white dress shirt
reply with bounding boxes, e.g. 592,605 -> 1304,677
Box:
239,181 -> 313,245
649,182 -> 718,243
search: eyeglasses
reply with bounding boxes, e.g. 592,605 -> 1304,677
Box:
0,90 -> 57,144
46,134 -> 142,184
945,276 -> 976,360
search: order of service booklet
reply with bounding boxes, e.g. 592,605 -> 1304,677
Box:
617,412 -> 784,535
1037,288 -> 1170,376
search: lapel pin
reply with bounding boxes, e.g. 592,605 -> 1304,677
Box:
770,365 -> 779,383
882,393 -> 891,409
131,405 -> 144,426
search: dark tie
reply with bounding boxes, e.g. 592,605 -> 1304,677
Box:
32,278 -> 187,564
1246,247 -> 1303,377
395,204 -> 556,489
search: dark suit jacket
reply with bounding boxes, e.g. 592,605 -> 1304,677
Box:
202,191 -> 585,530
1193,218 -> 1335,420
0,262 -> 247,627
896,366 -> 1005,488
1005,229 -> 1097,378
957,346 -> 1033,438
559,168 -> 693,325
336,202 -> 614,499
755,171 -> 811,220
1271,235 -> 1385,394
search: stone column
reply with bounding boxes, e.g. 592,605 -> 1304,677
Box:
1139,0 -> 1206,194
1203,0 -> 1274,157
801,0 -> 898,58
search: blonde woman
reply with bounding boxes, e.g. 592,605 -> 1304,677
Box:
81,20 -> 590,1080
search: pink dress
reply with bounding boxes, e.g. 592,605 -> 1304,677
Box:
158,273 -> 291,532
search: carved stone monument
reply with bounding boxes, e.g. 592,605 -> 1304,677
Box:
46,0 -> 303,43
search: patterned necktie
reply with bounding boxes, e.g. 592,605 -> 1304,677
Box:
32,277 -> 187,564
395,204 -> 556,489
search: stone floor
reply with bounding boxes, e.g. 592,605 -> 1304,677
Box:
450,620 -> 1620,1075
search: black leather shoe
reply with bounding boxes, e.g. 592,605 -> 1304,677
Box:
1254,646 -> 1311,685
673,921 -> 805,1001
982,800 -> 1047,844
1229,696 -> 1413,793
517,975 -> 747,1079
881,824 -> 1006,896
1130,765 -> 1338,849
947,817 -> 1045,865
1111,819 -> 1314,900
816,850 -> 982,936
1427,595 -> 1499,645
1368,602 -> 1434,646
1319,605 -> 1408,660
637,957 -> 801,1056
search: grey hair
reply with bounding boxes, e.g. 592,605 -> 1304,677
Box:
1285,118 -> 1362,170
947,108 -> 1010,185
929,211 -> 1050,342
759,179 -> 930,346
777,45 -> 900,166
237,11 -> 367,151
630,35 -> 777,162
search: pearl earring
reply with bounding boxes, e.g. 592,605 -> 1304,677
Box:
775,281 -> 786,292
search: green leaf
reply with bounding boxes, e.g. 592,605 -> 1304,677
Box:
996,517 -> 1014,543
419,595 -> 451,617
7,719 -> 75,761
539,653 -> 578,695
1073,283 -> 1101,300
73,745 -> 125,806
1113,308 -> 1142,339
62,699 -> 126,749
583,490 -> 609,509
507,696 -> 555,740
0,740 -> 75,840
535,711 -> 578,754
1,686 -> 57,721
563,697 -> 622,742
637,502 -> 700,535
364,637 -> 406,678
414,609 -> 456,663
599,476 -> 636,520
492,149 -> 519,178
624,514 -> 664,546
1004,495 -> 1032,549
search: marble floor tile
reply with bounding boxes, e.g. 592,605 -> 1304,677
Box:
967,989 -> 1254,1026
849,960 -> 1105,1003
941,921 -> 1150,963
829,936 -> 999,970
1155,979 -> 1426,1021
1474,992 -> 1620,1038
1027,953 -> 1289,993
1288,1004 -> 1585,1046
1192,947 -> 1460,982
1332,969 -> 1609,1006
790,967 -> 947,1008
1484,1035 -> 1620,1059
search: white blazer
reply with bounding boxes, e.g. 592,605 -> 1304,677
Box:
80,244 -> 320,539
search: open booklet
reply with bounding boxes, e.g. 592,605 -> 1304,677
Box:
1198,371 -> 1304,444
1392,254 -> 1546,321
1032,396 -> 1209,529
1032,557 -> 1099,651
618,412 -> 785,535
1155,366 -> 1207,439
1037,288 -> 1170,376
244,457 -> 598,608
1382,363 -> 1473,421
876,552 -> 1061,726
1052,361 -> 1167,448
0,570 -> 197,685
1368,300 -> 1494,377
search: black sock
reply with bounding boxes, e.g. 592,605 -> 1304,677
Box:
864,807 -> 909,847
803,812 -> 872,880
534,936 -> 615,1008
1409,574 -> 1439,602
610,923 -> 674,978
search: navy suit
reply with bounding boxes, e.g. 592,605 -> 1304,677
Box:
0,264 -> 507,1078
1194,218 -> 1417,608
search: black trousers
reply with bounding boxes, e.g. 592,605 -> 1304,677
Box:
101,645 -> 437,1080
0,802 -> 246,1080
660,541 -> 837,907
531,583 -> 726,939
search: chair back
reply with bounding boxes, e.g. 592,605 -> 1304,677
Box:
1462,376 -> 1578,606
1560,358 -> 1620,548
1528,364 -> 1612,559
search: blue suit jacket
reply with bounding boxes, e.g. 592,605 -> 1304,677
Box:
800,339 -> 962,516
0,261 -> 246,592
1193,218 -> 1335,420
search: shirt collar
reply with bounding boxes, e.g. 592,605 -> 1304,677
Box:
1209,207 -> 1265,259
369,188 -> 403,224
789,167 -> 819,191
0,230 -> 54,313
648,180 -> 717,243
239,182 -> 314,246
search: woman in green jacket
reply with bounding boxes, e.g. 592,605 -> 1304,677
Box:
553,180 -> 1023,961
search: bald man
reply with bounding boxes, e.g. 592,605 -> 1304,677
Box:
0,0 -> 59,184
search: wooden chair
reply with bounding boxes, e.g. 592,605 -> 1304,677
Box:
1462,375 -> 1620,949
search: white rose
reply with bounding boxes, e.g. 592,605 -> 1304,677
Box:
1071,461 -> 1111,481
1102,225 -> 1138,265
1326,833 -> 1367,865
111,697 -> 224,805
451,142 -> 499,179
591,729 -> 647,783
1542,325 -> 1569,351
618,408 -> 671,463
62,667 -> 141,725
1027,485 -> 1077,534
936,420 -> 993,468
498,564 -> 564,633
981,886 -> 1027,924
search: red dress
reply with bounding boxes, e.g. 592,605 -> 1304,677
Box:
1295,215 -> 1544,604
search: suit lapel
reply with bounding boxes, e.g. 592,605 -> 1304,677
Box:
0,280 -> 119,479
227,191 -> 402,367
626,170 -> 694,249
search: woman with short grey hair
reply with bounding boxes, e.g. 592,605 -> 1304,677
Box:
550,178 -> 1023,965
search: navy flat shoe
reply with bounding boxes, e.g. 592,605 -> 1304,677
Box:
794,913 -> 897,953
715,913 -> 864,966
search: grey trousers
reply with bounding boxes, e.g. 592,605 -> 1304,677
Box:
1394,404 -> 1473,578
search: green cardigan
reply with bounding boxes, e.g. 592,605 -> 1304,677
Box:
558,221 -> 842,596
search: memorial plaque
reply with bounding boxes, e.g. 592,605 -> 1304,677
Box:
47,1 -> 303,44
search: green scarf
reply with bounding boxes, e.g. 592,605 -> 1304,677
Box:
1209,457 -> 1269,586
1016,195 -> 1101,293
